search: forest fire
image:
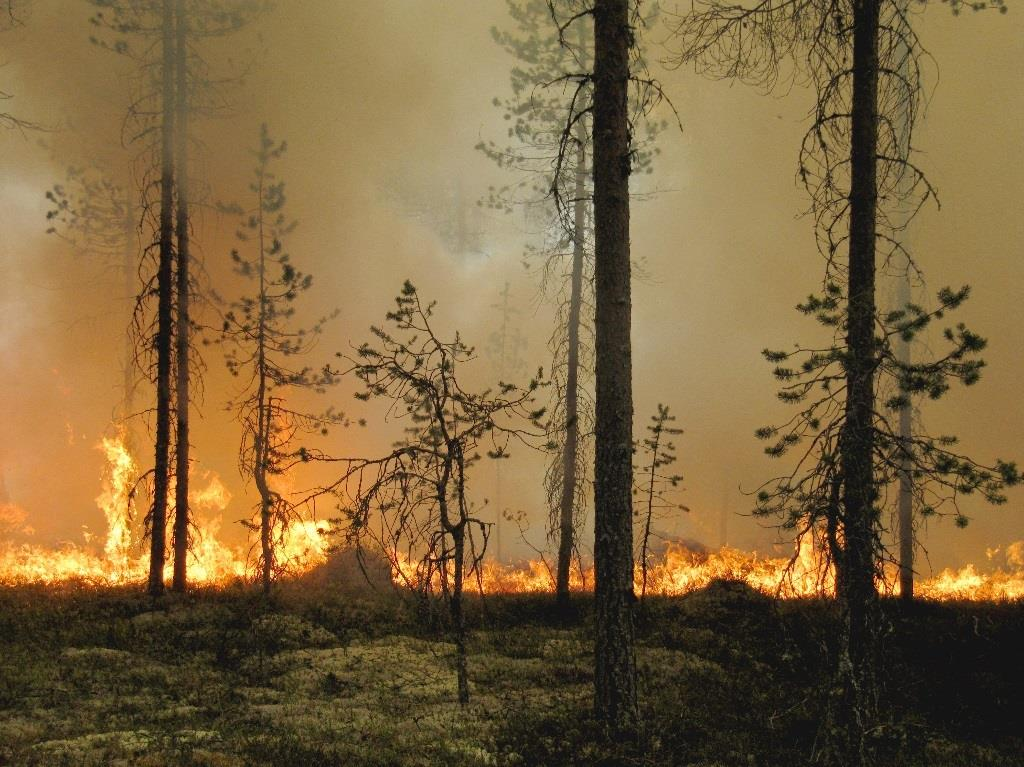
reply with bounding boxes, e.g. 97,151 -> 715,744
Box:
0,433 -> 330,586
1,434 -> 1021,601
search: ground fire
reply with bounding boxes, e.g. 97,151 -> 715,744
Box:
1,432 -> 1020,601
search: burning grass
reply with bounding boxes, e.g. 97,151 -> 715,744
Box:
4,432 -> 1024,604
0,578 -> 1021,766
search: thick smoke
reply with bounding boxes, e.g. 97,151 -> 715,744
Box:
0,0 -> 1021,569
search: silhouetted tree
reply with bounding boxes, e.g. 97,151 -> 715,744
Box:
171,0 -> 191,593
634,403 -> 684,601
591,0 -> 637,735
220,125 -> 342,595
89,0 -> 265,594
669,0 -> 1018,760
313,282 -> 546,705
483,0 -> 664,609
481,0 -> 594,606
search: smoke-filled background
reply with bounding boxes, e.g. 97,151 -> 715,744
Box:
0,0 -> 1021,571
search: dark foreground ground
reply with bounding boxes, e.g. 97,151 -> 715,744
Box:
0,572 -> 1021,767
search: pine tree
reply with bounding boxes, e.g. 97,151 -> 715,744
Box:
482,0 -> 663,608
89,0 -> 265,594
669,0 -> 1018,759
485,281 -> 529,561
591,0 -> 637,735
328,282 -> 547,705
481,0 -> 595,606
634,403 -> 684,601
220,125 -> 342,595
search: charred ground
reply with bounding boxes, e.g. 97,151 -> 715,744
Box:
0,576 -> 1020,767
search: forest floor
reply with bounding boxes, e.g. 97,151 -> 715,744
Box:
0,566 -> 1021,767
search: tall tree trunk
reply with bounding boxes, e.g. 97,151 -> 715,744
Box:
896,273 -> 914,602
592,0 -> 637,735
894,5 -> 914,604
454,448 -> 469,705
836,0 -> 882,760
556,137 -> 586,608
172,0 -> 190,593
148,0 -> 176,598
495,281 -> 510,562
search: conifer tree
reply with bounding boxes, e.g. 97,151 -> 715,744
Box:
482,0 -> 663,607
314,282 -> 546,705
485,281 -> 529,560
669,0 -> 1018,760
481,0 -> 595,606
591,0 -> 637,735
634,403 -> 684,601
220,125 -> 342,595
89,0 -> 264,594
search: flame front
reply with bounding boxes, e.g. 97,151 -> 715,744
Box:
1,432 -> 1022,601
95,432 -> 136,577
0,431 -> 332,586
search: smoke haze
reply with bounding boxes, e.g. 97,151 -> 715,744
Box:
1,0 -> 1021,572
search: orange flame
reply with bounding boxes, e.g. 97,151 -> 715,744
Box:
1,430 -> 1022,601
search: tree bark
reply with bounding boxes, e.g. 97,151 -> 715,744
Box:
897,272 -> 914,602
171,0 -> 190,593
836,0 -> 882,759
556,137 -> 587,608
148,0 -> 176,598
452,521 -> 469,705
894,5 -> 914,604
592,0 -> 637,735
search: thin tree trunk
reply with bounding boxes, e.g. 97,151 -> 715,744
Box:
148,0 -> 176,598
495,281 -> 510,562
836,0 -> 882,760
171,0 -> 190,593
556,137 -> 586,608
452,522 -> 469,705
254,160 -> 274,596
592,0 -> 637,735
640,428 -> 660,601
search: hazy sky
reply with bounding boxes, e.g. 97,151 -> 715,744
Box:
1,0 -> 1021,572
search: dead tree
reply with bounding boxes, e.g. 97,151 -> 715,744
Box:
171,0 -> 191,593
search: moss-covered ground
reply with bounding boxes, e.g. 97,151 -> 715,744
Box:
0,576 -> 1020,766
